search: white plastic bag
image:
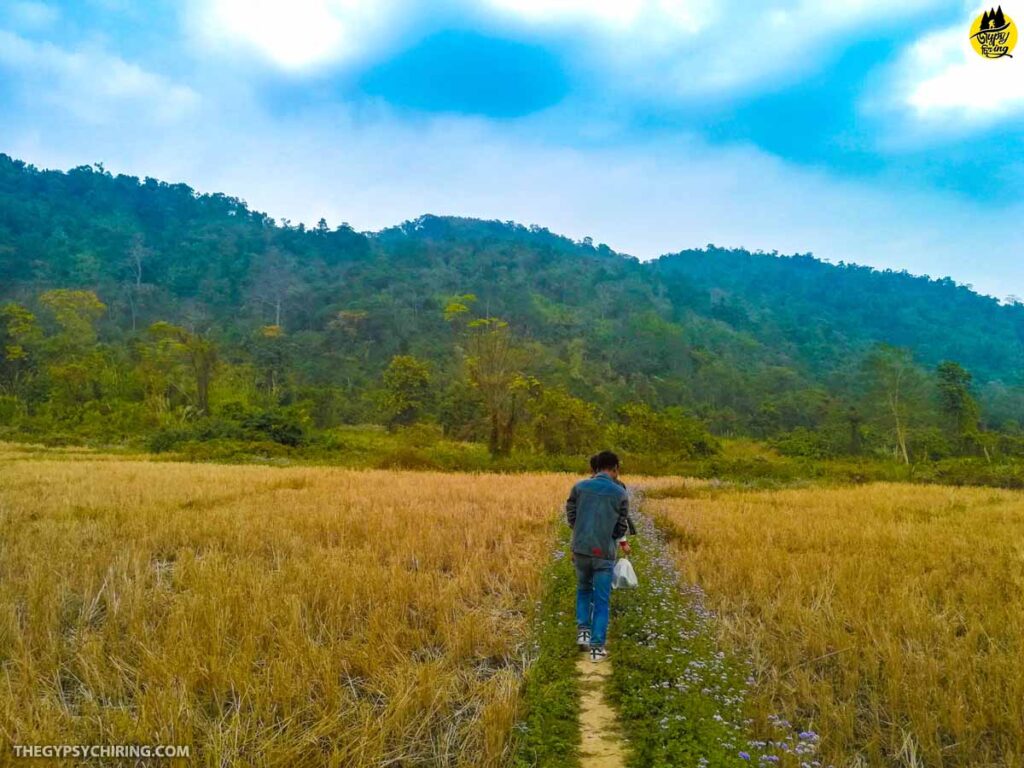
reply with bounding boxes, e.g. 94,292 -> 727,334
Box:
612,557 -> 638,590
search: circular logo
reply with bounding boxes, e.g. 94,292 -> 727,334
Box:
970,6 -> 1017,58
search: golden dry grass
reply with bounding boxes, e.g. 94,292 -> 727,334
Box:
0,447 -> 574,767
651,482 -> 1024,767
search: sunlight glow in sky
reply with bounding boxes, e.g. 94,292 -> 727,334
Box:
1,0 -> 1022,297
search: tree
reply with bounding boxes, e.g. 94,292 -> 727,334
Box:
39,289 -> 106,352
861,345 -> 930,464
845,406 -> 864,454
936,360 -> 982,454
529,386 -> 603,455
444,293 -> 478,325
380,355 -> 433,430
248,248 -> 297,328
123,234 -> 155,331
0,303 -> 42,396
251,324 -> 290,396
751,401 -> 781,438
149,322 -> 218,416
35,291 -> 107,412
464,318 -> 537,456
330,310 -> 368,336
327,309 -> 369,363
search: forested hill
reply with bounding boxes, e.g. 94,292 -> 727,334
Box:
2,152 -> 1023,452
652,248 -> 1024,383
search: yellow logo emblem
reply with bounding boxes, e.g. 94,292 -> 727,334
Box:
970,6 -> 1017,58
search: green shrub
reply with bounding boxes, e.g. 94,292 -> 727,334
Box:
396,422 -> 444,448
240,410 -> 305,446
375,447 -> 441,471
148,428 -> 191,453
773,427 -> 837,459
0,395 -> 22,425
611,403 -> 719,458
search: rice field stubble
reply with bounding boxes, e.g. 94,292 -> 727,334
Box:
650,482 -> 1024,767
0,448 -> 573,766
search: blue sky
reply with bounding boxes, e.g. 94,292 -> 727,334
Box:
1,0 -> 1022,298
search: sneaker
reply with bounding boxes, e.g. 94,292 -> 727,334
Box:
576,628 -> 591,650
589,646 -> 608,663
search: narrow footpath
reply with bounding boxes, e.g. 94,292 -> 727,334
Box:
515,484 -> 805,767
575,656 -> 628,768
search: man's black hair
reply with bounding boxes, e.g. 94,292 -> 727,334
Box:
588,454 -> 599,473
592,450 -> 620,472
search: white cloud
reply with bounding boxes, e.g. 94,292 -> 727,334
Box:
180,0 -> 950,98
487,0 -> 650,28
485,0 -> 947,96
186,0 -> 407,71
898,25 -> 1024,122
0,31 -> 199,124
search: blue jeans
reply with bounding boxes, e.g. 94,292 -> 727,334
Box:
574,554 -> 614,647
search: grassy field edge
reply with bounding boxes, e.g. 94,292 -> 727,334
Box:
606,495 -> 823,768
511,525 -> 582,768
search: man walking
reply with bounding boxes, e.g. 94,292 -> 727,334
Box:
590,453 -> 637,536
566,450 -> 630,662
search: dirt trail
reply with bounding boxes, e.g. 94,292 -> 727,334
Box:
576,656 -> 629,768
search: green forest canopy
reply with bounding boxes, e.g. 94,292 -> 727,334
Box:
2,153 -> 1023,462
